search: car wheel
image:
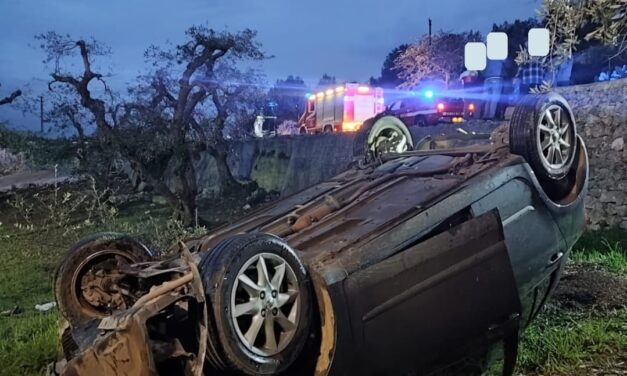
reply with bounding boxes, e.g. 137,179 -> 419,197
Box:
199,233 -> 313,375
53,233 -> 154,326
509,92 -> 577,182
367,116 -> 414,157
299,127 -> 307,135
323,124 -> 333,133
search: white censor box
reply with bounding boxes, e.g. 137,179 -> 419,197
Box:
487,32 -> 508,60
464,42 -> 487,71
528,28 -> 550,57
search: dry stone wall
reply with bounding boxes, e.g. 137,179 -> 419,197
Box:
555,79 -> 627,229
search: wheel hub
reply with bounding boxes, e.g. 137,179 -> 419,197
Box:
230,253 -> 301,357
537,104 -> 574,170
80,267 -> 126,310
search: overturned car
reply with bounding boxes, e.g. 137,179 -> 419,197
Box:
51,93 -> 588,376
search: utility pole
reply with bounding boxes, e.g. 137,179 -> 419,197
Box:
39,95 -> 44,134
428,18 -> 432,46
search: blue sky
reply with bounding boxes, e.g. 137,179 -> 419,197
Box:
0,0 -> 538,130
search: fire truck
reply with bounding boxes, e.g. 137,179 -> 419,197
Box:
298,83 -> 385,134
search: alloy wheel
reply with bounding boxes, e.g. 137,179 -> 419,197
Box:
230,253 -> 301,357
536,104 -> 575,172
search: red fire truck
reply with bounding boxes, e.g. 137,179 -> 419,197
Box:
298,83 -> 385,134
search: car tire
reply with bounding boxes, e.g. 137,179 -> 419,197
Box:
361,115 -> 413,158
352,118 -> 375,158
299,127 -> 307,135
199,233 -> 313,375
53,233 -> 154,326
323,124 -> 333,133
509,92 -> 577,182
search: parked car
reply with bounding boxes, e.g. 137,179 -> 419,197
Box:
385,90 -> 475,127
51,93 -> 587,376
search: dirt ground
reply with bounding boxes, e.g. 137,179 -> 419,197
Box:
553,265 -> 627,311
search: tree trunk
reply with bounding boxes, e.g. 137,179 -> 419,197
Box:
214,149 -> 239,192
170,144 -> 198,227
177,191 -> 197,227
209,135 -> 241,192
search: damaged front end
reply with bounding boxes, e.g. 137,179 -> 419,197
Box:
52,246 -> 209,376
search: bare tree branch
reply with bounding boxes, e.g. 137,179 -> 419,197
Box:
0,89 -> 22,106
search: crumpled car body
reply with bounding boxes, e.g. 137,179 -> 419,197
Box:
52,100 -> 589,376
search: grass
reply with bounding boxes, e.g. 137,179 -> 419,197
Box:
517,309 -> 627,375
0,225 -> 68,375
571,239 -> 627,275
0,314 -> 59,375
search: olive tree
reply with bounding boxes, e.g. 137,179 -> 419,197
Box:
38,26 -> 266,225
584,0 -> 627,56
525,0 -> 627,73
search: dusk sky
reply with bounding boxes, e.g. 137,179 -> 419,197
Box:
0,0 -> 538,131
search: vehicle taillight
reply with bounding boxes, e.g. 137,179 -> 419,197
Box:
342,122 -> 361,132
437,103 -> 445,112
468,103 -> 475,112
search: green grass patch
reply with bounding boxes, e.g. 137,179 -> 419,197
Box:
571,234 -> 627,275
517,309 -> 627,375
0,225 -> 74,376
0,313 -> 59,376
573,228 -> 627,252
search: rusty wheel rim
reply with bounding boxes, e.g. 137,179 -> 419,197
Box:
70,249 -> 136,318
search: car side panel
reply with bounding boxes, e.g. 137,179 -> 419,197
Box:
340,211 -> 521,375
471,178 -> 566,326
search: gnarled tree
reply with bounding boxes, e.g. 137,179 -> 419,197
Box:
0,83 -> 22,106
39,26 -> 265,225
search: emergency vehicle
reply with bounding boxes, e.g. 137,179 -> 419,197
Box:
386,90 -> 474,126
298,83 -> 384,134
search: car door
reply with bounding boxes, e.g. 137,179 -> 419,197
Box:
470,178 -> 566,325
343,210 -> 522,375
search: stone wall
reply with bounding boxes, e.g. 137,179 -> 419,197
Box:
189,133 -> 356,197
555,79 -> 627,229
